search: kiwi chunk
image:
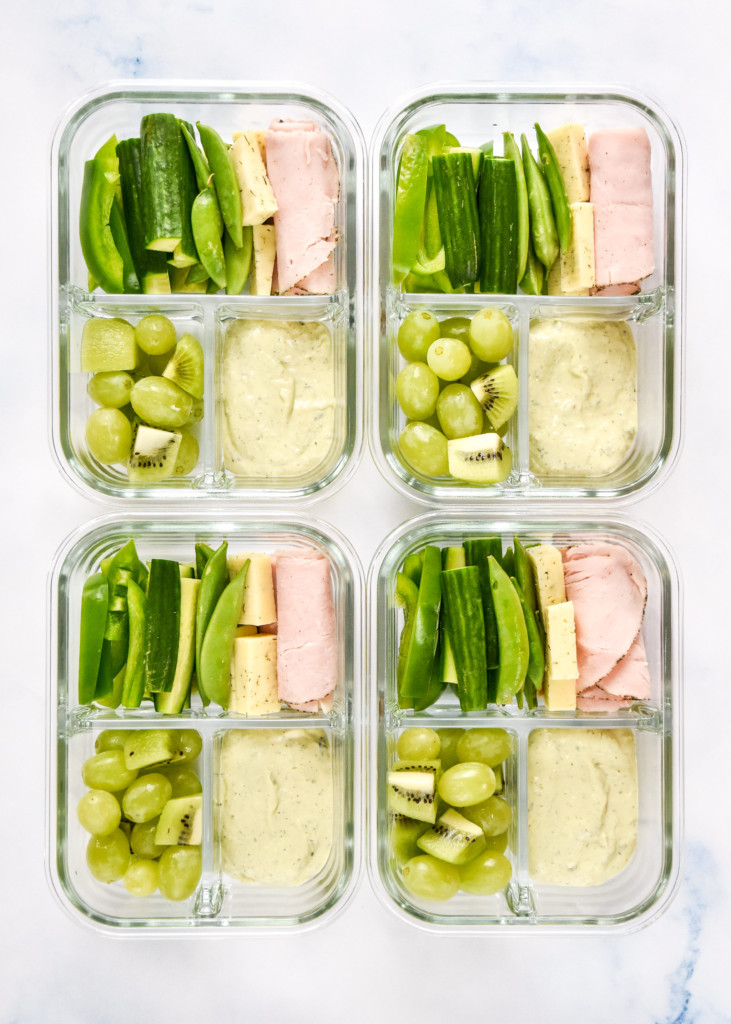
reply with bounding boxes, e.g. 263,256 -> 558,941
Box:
447,432 -> 513,484
387,770 -> 437,823
155,794 -> 203,845
417,808 -> 487,865
391,759 -> 441,775
81,317 -> 137,373
128,424 -> 181,483
162,333 -> 204,399
124,730 -> 180,771
390,816 -> 430,868
470,364 -> 518,431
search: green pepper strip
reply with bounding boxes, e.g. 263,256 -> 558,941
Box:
199,562 -> 250,708
94,638 -> 127,703
398,545 -> 441,702
488,556 -> 529,704
78,573 -> 109,705
521,134 -> 559,271
511,577 -> 543,709
534,123 -> 572,253
121,578 -> 147,708
191,187 -> 226,289
392,133 -> 429,283
79,156 -> 125,294
395,572 -> 419,709
503,132 -> 530,281
196,122 -> 244,249
195,541 -> 230,704
401,550 -> 425,587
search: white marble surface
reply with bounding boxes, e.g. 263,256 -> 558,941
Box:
2,1 -> 728,1020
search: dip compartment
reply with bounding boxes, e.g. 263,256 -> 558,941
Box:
52,82 -> 364,502
369,85 -> 683,504
367,513 -> 681,931
49,513 -> 361,931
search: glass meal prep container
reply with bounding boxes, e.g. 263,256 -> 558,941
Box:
369,84 -> 684,504
368,512 -> 682,932
51,81 -> 364,502
48,512 -> 362,932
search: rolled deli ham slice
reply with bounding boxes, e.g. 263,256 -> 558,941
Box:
562,542 -> 647,692
576,687 -> 634,712
275,549 -> 337,704
265,120 -> 339,294
597,634 -> 651,700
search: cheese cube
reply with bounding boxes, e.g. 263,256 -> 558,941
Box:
229,553 -> 276,626
545,601 -> 579,681
230,634 -> 280,715
250,224 -> 276,296
527,544 -> 566,626
543,676 -> 577,711
546,123 -> 590,204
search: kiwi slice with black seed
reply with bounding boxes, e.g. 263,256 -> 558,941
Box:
155,794 -> 203,845
387,770 -> 437,823
416,808 -> 487,865
127,424 -> 181,483
162,333 -> 204,399
469,364 -> 518,431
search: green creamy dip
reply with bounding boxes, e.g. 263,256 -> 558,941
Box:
529,318 -> 637,477
219,729 -> 333,887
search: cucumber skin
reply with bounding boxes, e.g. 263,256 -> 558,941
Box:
479,157 -> 519,294
140,113 -> 184,252
441,566 -> 487,712
432,152 -> 480,289
143,559 -> 181,693
116,138 -> 170,291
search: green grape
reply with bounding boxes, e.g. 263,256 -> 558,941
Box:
439,316 -> 471,343
436,384 -> 484,440
434,729 -> 465,771
397,310 -> 441,362
391,818 -> 430,868
402,855 -> 460,902
186,398 -> 204,426
85,408 -> 132,464
154,764 -> 202,799
95,729 -> 127,753
458,851 -> 512,895
484,831 -> 509,854
174,730 -> 202,763
438,762 -> 496,807
130,376 -> 193,430
456,728 -> 513,767
88,371 -> 135,408
158,846 -> 202,901
86,828 -> 130,883
173,431 -> 199,476
130,818 -> 166,860
461,795 -> 512,836
123,858 -> 160,897
122,773 -> 173,823
396,728 -> 441,761
398,421 -> 449,477
135,314 -> 177,356
82,751 -> 138,792
426,338 -> 472,381
468,309 -> 514,361
459,351 -> 493,386
77,789 -> 122,836
395,362 -> 440,420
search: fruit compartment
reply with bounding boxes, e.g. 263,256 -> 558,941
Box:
49,513 -> 361,931
367,512 -> 682,931
51,81 -> 364,502
369,84 -> 683,505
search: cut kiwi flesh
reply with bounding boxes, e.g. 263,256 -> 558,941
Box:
387,770 -> 437,824
417,808 -> 487,865
470,364 -> 518,431
128,424 -> 181,482
391,759 -> 441,776
390,816 -> 431,868
155,794 -> 203,845
162,333 -> 204,399
447,432 -> 512,484
124,730 -> 183,771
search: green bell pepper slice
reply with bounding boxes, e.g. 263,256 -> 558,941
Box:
392,133 -> 429,283
397,545 -> 441,704
78,573 -> 109,705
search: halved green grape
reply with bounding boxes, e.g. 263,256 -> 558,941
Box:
398,421 -> 449,477
456,728 -> 513,767
397,310 -> 441,362
77,789 -> 122,836
427,337 -> 472,381
439,316 -> 471,343
85,408 -> 133,464
87,371 -> 135,408
395,362 -> 440,420
122,773 -> 173,824
130,818 -> 166,860
135,314 -> 177,356
396,728 -> 441,761
435,729 -> 465,771
437,762 -> 496,807
86,828 -> 130,883
153,764 -> 202,799
436,383 -> 484,440
158,845 -> 202,901
173,431 -> 199,476
130,376 -> 193,430
95,729 -> 128,753
402,855 -> 460,902
468,308 -> 514,362
391,818 -> 430,868
82,751 -> 138,792
458,850 -> 512,895
174,730 -> 202,763
461,794 -> 512,836
123,858 -> 160,897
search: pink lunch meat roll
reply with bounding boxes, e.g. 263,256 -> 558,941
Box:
596,634 -> 651,700
265,120 -> 339,294
576,687 -> 634,712
275,549 -> 337,704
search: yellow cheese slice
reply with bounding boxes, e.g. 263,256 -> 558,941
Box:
546,123 -> 590,204
228,131 -> 278,226
230,634 -> 279,715
229,553 -> 276,626
250,224 -> 276,296
527,544 -> 566,626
